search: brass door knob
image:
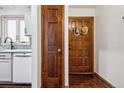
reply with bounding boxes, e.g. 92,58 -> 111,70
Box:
58,48 -> 61,52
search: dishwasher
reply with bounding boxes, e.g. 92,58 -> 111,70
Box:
13,53 -> 32,83
0,53 -> 12,81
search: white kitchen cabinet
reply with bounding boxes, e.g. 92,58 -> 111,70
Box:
0,53 -> 11,81
13,53 -> 32,83
0,16 -> 2,38
25,15 -> 32,36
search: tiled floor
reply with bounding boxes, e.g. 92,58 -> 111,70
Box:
69,74 -> 111,88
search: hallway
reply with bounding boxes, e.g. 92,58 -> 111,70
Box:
39,5 -> 124,88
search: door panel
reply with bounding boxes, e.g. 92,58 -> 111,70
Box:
69,17 -> 94,74
42,5 -> 64,88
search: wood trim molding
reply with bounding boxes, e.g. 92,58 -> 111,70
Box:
94,72 -> 115,88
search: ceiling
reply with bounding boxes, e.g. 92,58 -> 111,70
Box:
69,5 -> 97,8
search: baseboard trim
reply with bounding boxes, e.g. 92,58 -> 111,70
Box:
69,72 -> 94,75
94,72 -> 115,88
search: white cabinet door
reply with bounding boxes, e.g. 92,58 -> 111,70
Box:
13,53 -> 32,83
0,60 -> 11,81
0,53 -> 11,81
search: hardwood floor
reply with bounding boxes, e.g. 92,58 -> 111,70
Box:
0,74 -> 113,88
69,74 -> 113,88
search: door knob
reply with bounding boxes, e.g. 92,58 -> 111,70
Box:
57,48 -> 62,52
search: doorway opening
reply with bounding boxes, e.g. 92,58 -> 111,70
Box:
68,17 -> 94,87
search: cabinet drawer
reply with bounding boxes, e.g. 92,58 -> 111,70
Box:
13,53 -> 32,57
0,53 -> 11,59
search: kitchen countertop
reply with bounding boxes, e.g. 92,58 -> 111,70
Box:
0,49 -> 32,53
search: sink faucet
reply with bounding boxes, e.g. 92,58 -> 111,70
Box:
4,37 -> 15,49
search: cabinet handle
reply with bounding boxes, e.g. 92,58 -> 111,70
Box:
25,28 -> 27,34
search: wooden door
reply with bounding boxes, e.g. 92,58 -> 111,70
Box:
42,5 -> 64,88
69,17 -> 94,74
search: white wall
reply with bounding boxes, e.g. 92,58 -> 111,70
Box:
95,5 -> 124,87
69,7 -> 95,16
31,5 -> 39,88
0,8 -> 30,15
31,5 -> 41,88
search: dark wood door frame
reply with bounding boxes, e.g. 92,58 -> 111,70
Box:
69,16 -> 94,74
41,5 -> 64,88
